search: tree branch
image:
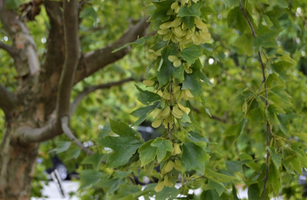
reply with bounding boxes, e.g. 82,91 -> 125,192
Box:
70,77 -> 135,116
55,0 -> 80,118
61,116 -> 94,155
20,17 -> 149,143
0,84 -> 18,115
0,42 -> 18,58
74,18 -> 149,83
0,3 -> 40,78
240,2 -> 270,199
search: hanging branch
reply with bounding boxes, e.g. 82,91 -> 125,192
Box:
61,116 -> 94,155
239,2 -> 270,199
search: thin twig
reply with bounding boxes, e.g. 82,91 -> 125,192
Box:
61,116 -> 94,155
70,77 -> 136,116
239,2 -> 270,199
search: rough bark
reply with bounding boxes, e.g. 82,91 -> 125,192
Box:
0,0 -> 150,198
0,117 -> 39,200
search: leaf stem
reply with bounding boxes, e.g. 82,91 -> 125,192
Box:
239,2 -> 270,199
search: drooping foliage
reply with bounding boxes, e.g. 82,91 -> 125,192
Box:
1,0 -> 307,199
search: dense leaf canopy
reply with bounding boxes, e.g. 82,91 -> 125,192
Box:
1,0 -> 307,199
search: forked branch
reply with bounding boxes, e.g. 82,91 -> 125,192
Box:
61,116 -> 94,155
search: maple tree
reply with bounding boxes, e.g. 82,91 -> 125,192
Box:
1,0 -> 307,199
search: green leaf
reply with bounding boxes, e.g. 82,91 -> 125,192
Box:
182,73 -> 202,96
94,136 -> 142,167
182,142 -> 210,174
268,147 -> 281,169
110,119 -> 141,139
266,104 -> 285,125
224,119 -> 247,136
64,148 -> 81,161
79,170 -> 104,189
81,154 -> 105,170
150,138 -> 173,162
239,153 -> 261,172
181,112 -> 191,123
205,168 -> 236,183
227,7 -> 249,33
138,140 -> 157,166
188,131 -> 208,149
270,86 -> 292,105
192,59 -> 213,86
226,161 -> 244,174
248,184 -> 260,200
206,180 -> 226,196
254,25 -> 279,49
132,102 -> 160,126
181,16 -> 195,30
180,46 -> 203,65
201,189 -> 221,200
246,108 -> 266,128
112,36 -> 150,53
268,163 -> 281,194
157,47 -> 176,86
173,65 -> 185,81
149,1 -> 173,30
136,85 -> 161,105
233,34 -> 254,56
263,15 -> 273,27
151,41 -> 167,51
178,3 -> 201,17
54,141 -> 71,153
98,178 -> 123,194
271,61 -> 293,81
156,186 -> 180,200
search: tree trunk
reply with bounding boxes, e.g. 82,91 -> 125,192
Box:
0,117 -> 39,200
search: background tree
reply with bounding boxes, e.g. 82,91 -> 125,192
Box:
0,0 -> 307,200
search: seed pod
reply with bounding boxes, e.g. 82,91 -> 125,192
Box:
152,118 -> 162,128
155,181 -> 165,192
178,103 -> 190,115
174,160 -> 182,171
152,109 -> 161,119
184,89 -> 194,98
172,105 -> 183,119
172,17 -> 181,27
164,175 -> 173,187
168,55 -> 179,62
174,59 -> 182,67
195,18 -> 207,30
158,29 -> 169,35
160,22 -> 173,29
143,80 -> 155,87
160,106 -> 170,118
164,160 -> 174,173
173,143 -> 182,155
